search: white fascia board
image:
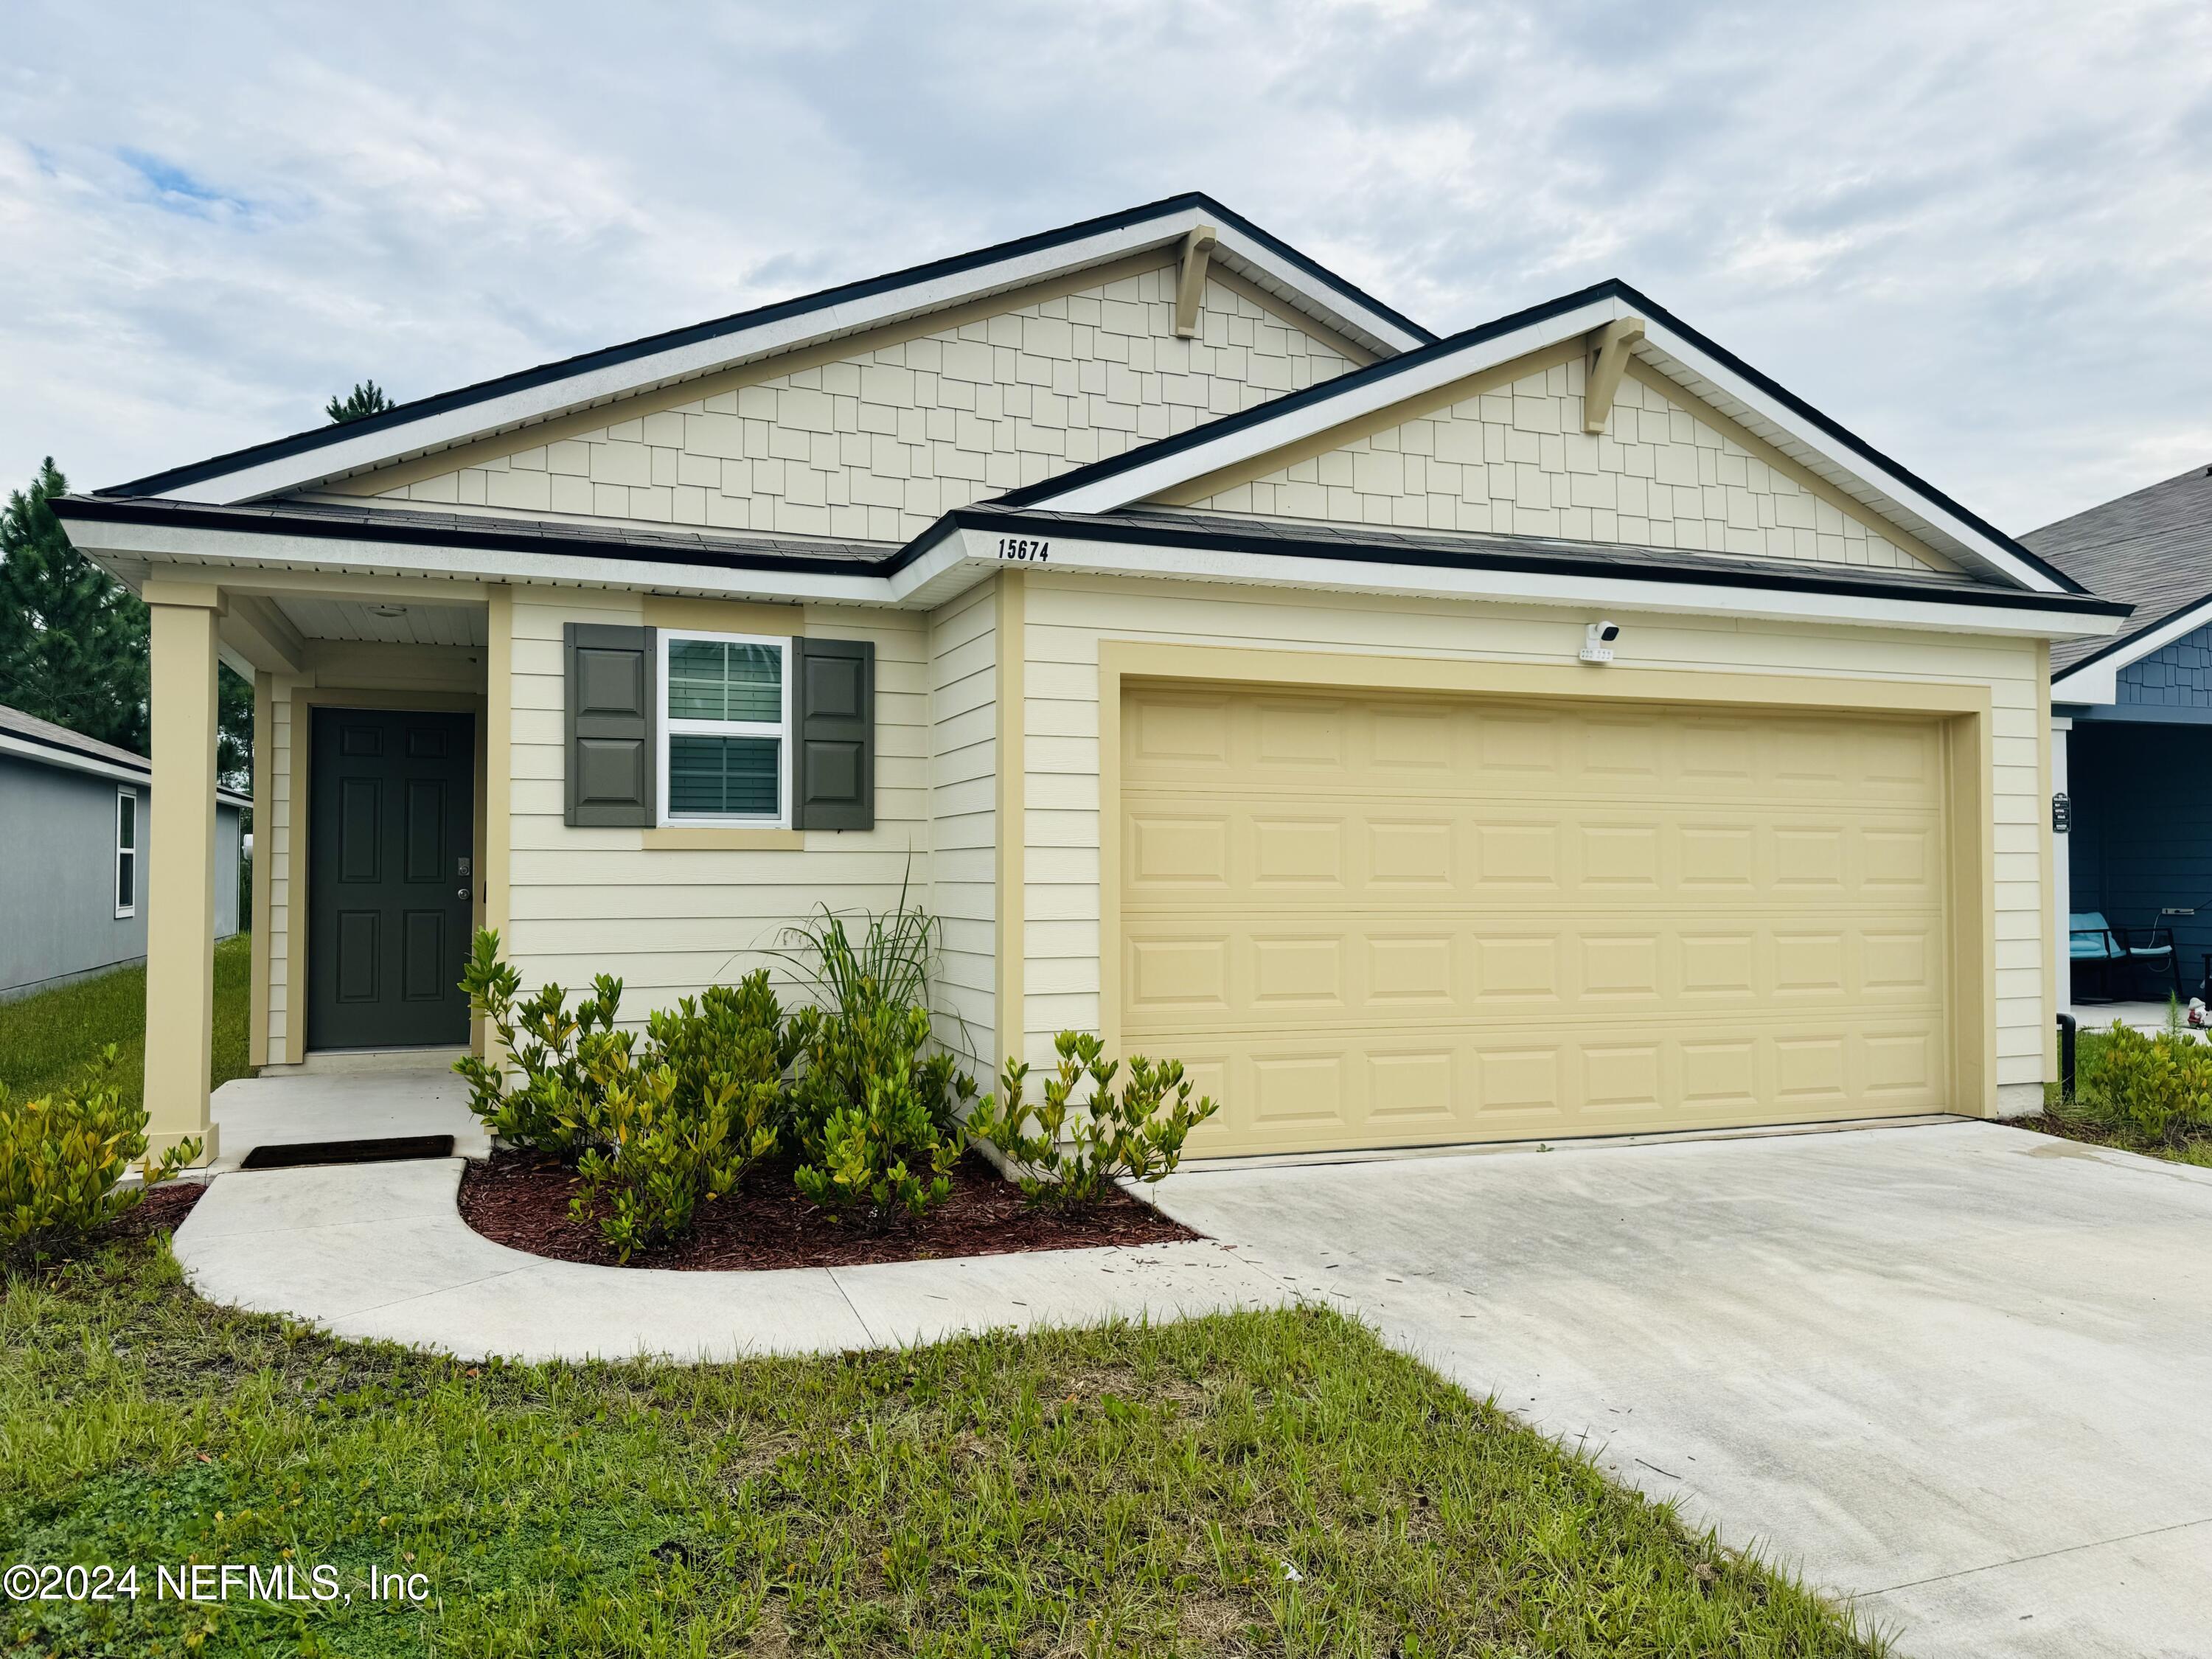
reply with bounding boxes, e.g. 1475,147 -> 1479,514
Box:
160,206 -> 1416,507
1209,226 -> 1428,354
1020,296 -> 1634,515
2051,591 -> 2212,706
76,518 -> 895,607
928,525 -> 2121,640
1637,320 -> 2062,594
0,731 -> 150,789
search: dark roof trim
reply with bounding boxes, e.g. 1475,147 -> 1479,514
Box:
932,506 -> 2127,617
2051,589 -> 2212,681
102,194 -> 1436,501
995,277 -> 2087,597
58,491 -> 2124,620
56,493 -> 887,579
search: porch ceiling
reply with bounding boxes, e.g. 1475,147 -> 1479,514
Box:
272,594 -> 486,647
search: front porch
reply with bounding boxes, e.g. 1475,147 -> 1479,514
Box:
2059,711 -> 2212,1014
129,569 -> 499,1165
204,1054 -> 489,1174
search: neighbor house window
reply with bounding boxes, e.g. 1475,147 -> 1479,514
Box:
658,632 -> 790,826
114,788 -> 138,918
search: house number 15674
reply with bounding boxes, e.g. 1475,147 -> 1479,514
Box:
995,538 -> 1051,562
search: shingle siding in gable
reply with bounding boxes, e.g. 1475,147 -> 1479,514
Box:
373,268 -> 1357,542
2116,622 -> 2212,707
1180,355 -> 1953,574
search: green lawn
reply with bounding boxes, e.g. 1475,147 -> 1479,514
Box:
0,934 -> 254,1113
1,1234 -> 1883,1658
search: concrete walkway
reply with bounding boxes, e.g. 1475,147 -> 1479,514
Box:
1147,1119 -> 2212,1659
172,1158 -> 1292,1362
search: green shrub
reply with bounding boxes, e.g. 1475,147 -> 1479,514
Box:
2079,1021 -> 2212,1150
565,1034 -> 779,1263
1,1046 -> 201,1267
455,933 -> 789,1257
454,928 -> 622,1157
967,1031 -> 1220,1211
790,1002 -> 973,1231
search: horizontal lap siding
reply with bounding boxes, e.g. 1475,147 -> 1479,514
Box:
930,585 -> 998,1074
504,592 -> 933,1022
1015,572 -> 2050,1090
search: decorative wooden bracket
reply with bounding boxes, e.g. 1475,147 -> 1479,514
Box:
1175,224 -> 1219,338
1583,317 -> 1646,434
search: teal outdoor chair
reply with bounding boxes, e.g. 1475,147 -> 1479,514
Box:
2070,911 -> 2181,1001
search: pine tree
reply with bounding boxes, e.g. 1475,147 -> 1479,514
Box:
0,458 -> 254,788
326,380 -> 392,423
0,458 -> 150,753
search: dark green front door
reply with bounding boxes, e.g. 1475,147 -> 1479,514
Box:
307,708 -> 475,1051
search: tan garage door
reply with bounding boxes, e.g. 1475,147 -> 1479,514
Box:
1119,680 -> 1952,1156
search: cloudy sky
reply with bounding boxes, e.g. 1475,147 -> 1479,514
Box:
4,0 -> 2208,532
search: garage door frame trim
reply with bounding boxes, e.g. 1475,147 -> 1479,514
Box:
1095,640 -> 1998,1128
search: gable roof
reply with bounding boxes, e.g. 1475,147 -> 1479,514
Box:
0,702 -> 250,807
996,278 -> 2084,596
2026,463 -> 2212,684
100,194 -> 1434,506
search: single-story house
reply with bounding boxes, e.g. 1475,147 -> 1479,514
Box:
0,702 -> 248,1001
2025,464 -> 2212,1004
54,193 -> 2126,1164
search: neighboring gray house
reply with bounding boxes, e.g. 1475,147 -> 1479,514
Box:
0,703 -> 248,1001
2027,463 -> 2212,1002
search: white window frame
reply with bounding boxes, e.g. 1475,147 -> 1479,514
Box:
656,630 -> 793,827
114,787 -> 138,919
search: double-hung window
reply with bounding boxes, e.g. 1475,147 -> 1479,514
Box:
114,788 -> 138,918
658,631 -> 791,826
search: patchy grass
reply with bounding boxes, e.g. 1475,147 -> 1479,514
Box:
2032,1025 -> 2212,1167
0,934 -> 252,1114
1,1229 -> 1885,1657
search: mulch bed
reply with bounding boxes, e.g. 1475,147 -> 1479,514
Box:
107,1179 -> 209,1242
457,1147 -> 1199,1271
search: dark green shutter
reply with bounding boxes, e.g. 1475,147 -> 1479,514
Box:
793,638 -> 874,830
565,623 -> 657,827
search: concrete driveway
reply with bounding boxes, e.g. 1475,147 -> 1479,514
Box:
1147,1120 -> 2212,1659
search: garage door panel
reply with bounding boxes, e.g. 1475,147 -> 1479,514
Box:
1155,1020 -> 1950,1155
1125,801 -> 1944,909
1121,917 -> 1944,1029
1122,681 -> 1950,1153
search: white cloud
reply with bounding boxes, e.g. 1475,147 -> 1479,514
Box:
1,0 -> 2207,529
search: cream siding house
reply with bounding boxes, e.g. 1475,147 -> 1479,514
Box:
58,193 -> 2124,1164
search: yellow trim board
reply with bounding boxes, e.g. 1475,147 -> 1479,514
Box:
2037,638 -> 2058,1079
642,827 -> 804,851
248,669 -> 274,1069
1094,639 -> 1997,1123
994,570 -> 1026,1071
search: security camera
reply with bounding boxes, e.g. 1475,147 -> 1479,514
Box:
1580,621 -> 1620,664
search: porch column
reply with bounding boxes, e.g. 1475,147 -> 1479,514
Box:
144,581 -> 225,1164
2052,716 -> 2072,1019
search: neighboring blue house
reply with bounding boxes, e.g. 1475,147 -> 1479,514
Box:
0,703 -> 249,1001
2025,464 -> 2212,1004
